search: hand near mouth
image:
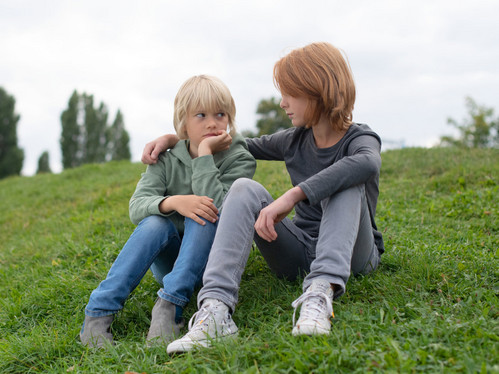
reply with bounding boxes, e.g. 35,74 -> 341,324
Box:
198,130 -> 233,156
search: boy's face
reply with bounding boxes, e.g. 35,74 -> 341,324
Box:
280,94 -> 309,127
185,108 -> 229,149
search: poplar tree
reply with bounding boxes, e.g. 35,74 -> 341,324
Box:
0,87 -> 24,179
60,91 -> 81,169
108,110 -> 131,161
60,90 -> 131,169
84,97 -> 108,163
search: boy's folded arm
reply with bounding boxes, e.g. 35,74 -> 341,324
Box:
159,195 -> 219,225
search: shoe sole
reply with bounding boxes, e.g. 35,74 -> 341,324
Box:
292,325 -> 330,336
167,331 -> 238,354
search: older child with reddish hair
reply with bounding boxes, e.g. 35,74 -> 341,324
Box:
142,42 -> 384,353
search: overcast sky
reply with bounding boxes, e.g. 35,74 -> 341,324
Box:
1,0 -> 498,175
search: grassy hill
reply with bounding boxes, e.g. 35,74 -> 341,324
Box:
0,147 -> 497,373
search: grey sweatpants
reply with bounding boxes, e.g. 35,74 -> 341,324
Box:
198,178 -> 380,312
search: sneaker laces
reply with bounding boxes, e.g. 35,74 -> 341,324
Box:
187,300 -> 231,333
291,291 -> 334,328
187,304 -> 213,331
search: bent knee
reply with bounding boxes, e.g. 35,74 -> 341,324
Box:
320,184 -> 366,209
138,215 -> 174,232
184,217 -> 218,232
230,178 -> 267,197
231,177 -> 258,191
226,178 -> 271,206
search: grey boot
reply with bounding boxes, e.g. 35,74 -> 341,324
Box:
146,298 -> 184,345
80,315 -> 114,348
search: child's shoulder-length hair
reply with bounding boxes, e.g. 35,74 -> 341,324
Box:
174,75 -> 237,139
273,42 -> 356,131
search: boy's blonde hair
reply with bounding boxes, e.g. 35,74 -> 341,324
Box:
273,42 -> 356,131
173,75 -> 237,139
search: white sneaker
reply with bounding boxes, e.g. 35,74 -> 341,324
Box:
166,298 -> 238,354
291,279 -> 334,336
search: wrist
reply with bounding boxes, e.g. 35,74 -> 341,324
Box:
197,143 -> 212,157
165,134 -> 180,149
286,186 -> 306,204
159,196 -> 176,213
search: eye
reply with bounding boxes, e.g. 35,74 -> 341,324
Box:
195,113 -> 205,118
217,112 -> 226,118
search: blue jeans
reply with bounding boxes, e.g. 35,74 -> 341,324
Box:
85,215 -> 217,320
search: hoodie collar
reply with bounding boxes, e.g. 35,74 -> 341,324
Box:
170,140 -> 193,166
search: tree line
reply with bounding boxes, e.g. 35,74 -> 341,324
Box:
0,87 -> 24,178
60,91 -> 130,169
1,85 -> 498,180
0,87 -> 131,178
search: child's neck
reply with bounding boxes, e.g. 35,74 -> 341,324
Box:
312,118 -> 346,148
188,142 -> 199,158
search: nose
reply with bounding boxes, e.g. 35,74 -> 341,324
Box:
280,97 -> 287,109
207,115 -> 217,127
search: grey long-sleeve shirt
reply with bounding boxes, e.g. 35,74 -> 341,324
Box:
246,123 -> 384,254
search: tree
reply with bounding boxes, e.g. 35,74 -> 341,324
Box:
84,97 -> 108,164
36,151 -> 52,174
60,90 -> 131,169
255,97 -> 291,136
440,97 -> 499,148
0,87 -> 24,179
107,110 -> 131,161
60,91 -> 81,169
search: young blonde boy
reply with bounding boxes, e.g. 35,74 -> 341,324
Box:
80,75 -> 256,347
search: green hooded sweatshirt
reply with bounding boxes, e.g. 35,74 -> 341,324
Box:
129,134 -> 256,234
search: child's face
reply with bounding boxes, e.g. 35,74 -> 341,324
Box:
185,108 -> 229,148
280,94 -> 309,127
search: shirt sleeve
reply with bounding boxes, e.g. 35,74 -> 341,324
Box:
298,134 -> 382,206
245,128 -> 294,160
128,158 -> 170,225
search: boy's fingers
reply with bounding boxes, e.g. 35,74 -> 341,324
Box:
265,220 -> 277,242
198,211 -> 217,223
151,145 -> 162,160
255,218 -> 267,241
197,202 -> 218,222
201,198 -> 218,214
257,215 -> 277,242
190,215 -> 206,226
141,144 -> 153,164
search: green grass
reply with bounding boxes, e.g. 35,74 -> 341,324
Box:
0,147 -> 497,373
